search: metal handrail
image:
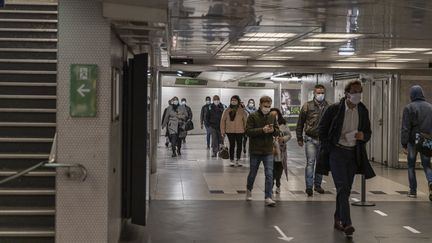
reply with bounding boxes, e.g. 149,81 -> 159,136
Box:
0,133 -> 88,185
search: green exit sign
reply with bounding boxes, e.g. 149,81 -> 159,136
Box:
70,64 -> 97,117
175,78 -> 208,86
238,82 -> 266,87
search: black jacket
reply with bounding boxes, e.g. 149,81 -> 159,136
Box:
184,105 -> 193,121
296,99 -> 329,140
206,103 -> 225,129
200,104 -> 211,126
401,85 -> 432,147
317,98 -> 376,179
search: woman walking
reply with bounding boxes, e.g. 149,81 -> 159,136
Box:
221,95 -> 247,166
162,96 -> 188,157
271,108 -> 292,193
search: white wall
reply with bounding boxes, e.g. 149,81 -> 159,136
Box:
161,87 -> 275,135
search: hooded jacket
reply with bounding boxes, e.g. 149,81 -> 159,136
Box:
401,85 -> 432,147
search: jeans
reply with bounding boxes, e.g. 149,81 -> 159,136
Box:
169,133 -> 181,154
407,143 -> 432,193
247,154 -> 274,199
330,146 -> 357,226
273,162 -> 283,188
205,124 -> 211,147
305,136 -> 323,189
210,127 -> 221,155
227,133 -> 243,161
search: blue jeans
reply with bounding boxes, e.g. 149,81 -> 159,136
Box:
247,154 -> 274,199
330,146 -> 357,226
205,124 -> 211,147
305,136 -> 323,189
407,143 -> 432,193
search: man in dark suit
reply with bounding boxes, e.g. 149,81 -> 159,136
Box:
318,80 -> 375,239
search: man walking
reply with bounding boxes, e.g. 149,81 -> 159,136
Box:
401,85 -> 432,200
200,96 -> 212,149
181,98 -> 193,143
318,80 -> 375,238
296,84 -> 329,196
246,96 -> 279,207
206,95 -> 225,157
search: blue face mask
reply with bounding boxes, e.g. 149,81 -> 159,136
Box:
315,94 -> 325,102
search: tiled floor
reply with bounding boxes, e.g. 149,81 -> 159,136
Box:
151,134 -> 431,202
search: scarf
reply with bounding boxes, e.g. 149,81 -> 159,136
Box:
229,105 -> 238,121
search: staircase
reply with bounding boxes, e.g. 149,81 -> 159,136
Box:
0,1 -> 57,242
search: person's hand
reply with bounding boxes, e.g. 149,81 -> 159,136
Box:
221,133 -> 225,139
298,140 -> 304,147
263,125 -> 274,134
278,137 -> 284,143
355,132 -> 364,141
403,147 -> 408,155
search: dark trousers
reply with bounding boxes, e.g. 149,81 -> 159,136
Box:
210,127 -> 221,154
273,162 -> 283,188
227,133 -> 243,161
329,146 -> 357,226
169,133 -> 181,154
243,135 -> 248,151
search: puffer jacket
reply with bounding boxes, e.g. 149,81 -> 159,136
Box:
220,106 -> 247,134
246,110 -> 280,155
296,99 -> 329,141
401,85 -> 432,147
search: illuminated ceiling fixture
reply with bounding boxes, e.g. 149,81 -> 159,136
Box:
244,33 -> 296,38
376,50 -> 414,54
302,38 -> 349,43
424,51 -> 432,54
338,57 -> 374,62
270,76 -> 302,82
310,33 -> 363,38
228,48 -> 267,52
230,45 -> 271,48
368,54 -> 397,57
216,55 -> 250,59
338,46 -> 355,56
279,49 -> 320,52
239,37 -> 289,42
284,46 -> 325,50
389,48 -> 432,52
383,58 -> 421,62
177,70 -> 183,74
258,56 -> 294,60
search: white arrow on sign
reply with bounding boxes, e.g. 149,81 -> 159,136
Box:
77,84 -> 91,97
274,226 -> 294,242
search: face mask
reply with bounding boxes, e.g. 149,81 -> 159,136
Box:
315,94 -> 325,102
261,107 -> 271,115
348,93 -> 361,105
248,103 -> 254,107
206,100 -> 211,105
231,101 -> 238,106
173,100 -> 179,105
214,100 -> 220,105
181,101 -> 186,105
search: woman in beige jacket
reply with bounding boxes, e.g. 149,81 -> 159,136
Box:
220,95 -> 247,166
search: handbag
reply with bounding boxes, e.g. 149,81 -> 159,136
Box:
185,119 -> 194,131
416,132 -> 432,157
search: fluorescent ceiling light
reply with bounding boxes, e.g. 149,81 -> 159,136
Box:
389,48 -> 432,52
258,56 -> 294,60
270,76 -> 301,82
382,58 -> 421,62
302,38 -> 349,43
177,73 -> 182,76
239,37 -> 288,42
338,58 -> 375,62
244,33 -> 296,38
424,51 -> 432,54
283,46 -> 325,50
311,33 -> 363,38
177,70 -> 183,74
230,45 -> 271,48
368,54 -> 397,57
279,49 -> 321,52
216,56 -> 250,59
376,50 -> 414,54
228,48 -> 267,52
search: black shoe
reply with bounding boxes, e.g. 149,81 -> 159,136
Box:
408,192 -> 417,198
429,183 -> 432,202
343,225 -> 355,238
165,142 -> 169,147
211,153 -> 217,158
243,148 -> 247,154
177,150 -> 181,155
207,145 -> 210,149
334,218 -> 344,231
314,186 -> 325,194
171,152 -> 177,157
305,188 -> 313,197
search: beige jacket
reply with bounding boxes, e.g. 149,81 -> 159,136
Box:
220,107 -> 247,134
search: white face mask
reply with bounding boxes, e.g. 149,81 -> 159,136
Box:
348,93 -> 361,105
231,101 -> 238,106
206,100 -> 211,105
214,100 -> 220,105
172,100 -> 179,105
181,101 -> 186,105
261,107 -> 271,115
248,103 -> 254,107
315,94 -> 325,102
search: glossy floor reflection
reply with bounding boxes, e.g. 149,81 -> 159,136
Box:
151,135 -> 431,202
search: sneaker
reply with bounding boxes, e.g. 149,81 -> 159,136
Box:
207,145 -> 210,150
265,198 -> 276,207
407,192 -> 417,198
429,183 -> 432,202
306,188 -> 313,197
246,190 -> 252,201
177,149 -> 181,155
235,160 -> 242,167
314,186 -> 325,194
211,153 -> 217,158
243,148 -> 247,154
275,187 -> 281,194
343,225 -> 355,238
165,142 -> 169,147
229,160 -> 235,167
171,152 -> 176,157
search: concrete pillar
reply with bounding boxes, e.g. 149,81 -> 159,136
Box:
57,0 -> 122,242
